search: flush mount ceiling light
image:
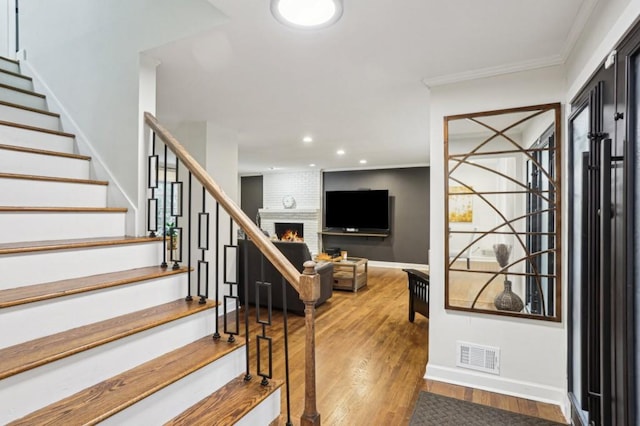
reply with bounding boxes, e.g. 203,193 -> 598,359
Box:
271,0 -> 343,29
303,136 -> 313,143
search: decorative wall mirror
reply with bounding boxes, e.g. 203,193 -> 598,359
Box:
444,103 -> 561,321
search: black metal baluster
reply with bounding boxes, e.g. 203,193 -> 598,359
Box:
213,202 -> 221,339
243,240 -> 252,381
161,144 -> 168,268
223,216 -> 239,343
147,133 -> 159,237
170,161 -> 183,270
228,216 -> 234,298
256,255 -> 273,386
197,187 -> 209,304
186,172 -> 193,302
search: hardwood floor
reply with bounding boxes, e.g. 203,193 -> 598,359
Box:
242,266 -> 567,425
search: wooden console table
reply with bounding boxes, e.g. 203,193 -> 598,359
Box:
332,257 -> 368,292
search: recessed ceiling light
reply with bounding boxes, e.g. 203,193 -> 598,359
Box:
303,136 -> 313,143
309,163 -> 316,167
359,159 -> 367,164
336,149 -> 345,155
271,0 -> 343,29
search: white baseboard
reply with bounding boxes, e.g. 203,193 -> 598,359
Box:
425,363 -> 570,422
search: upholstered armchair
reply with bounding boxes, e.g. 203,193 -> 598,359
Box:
238,239 -> 333,315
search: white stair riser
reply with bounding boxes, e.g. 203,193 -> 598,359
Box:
0,124 -> 74,153
0,274 -> 188,349
103,347 -> 246,426
236,392 -> 281,426
0,211 -> 125,244
0,59 -> 20,74
0,149 -> 89,180
0,310 -> 219,424
0,242 -> 163,289
0,178 -> 107,208
0,86 -> 47,110
0,72 -> 33,91
0,103 -> 61,131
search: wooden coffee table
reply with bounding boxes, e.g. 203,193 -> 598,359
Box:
332,257 -> 368,292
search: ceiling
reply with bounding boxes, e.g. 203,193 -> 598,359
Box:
151,0 -> 593,175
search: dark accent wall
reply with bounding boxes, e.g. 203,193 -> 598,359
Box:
322,167 -> 429,264
240,175 -> 263,224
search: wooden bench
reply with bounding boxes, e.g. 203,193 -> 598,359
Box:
403,269 -> 430,322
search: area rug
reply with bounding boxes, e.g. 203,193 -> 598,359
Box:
409,392 -> 566,425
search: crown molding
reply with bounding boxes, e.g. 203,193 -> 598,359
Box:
422,0 -> 601,89
421,55 -> 564,88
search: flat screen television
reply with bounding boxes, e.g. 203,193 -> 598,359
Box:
324,189 -> 390,232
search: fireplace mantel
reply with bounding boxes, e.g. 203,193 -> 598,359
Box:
259,208 -> 319,215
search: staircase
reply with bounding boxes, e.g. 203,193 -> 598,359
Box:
0,56 -> 281,425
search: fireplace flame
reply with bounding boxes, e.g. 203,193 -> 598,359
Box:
281,229 -> 304,242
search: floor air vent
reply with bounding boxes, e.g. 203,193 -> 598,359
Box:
456,341 -> 500,375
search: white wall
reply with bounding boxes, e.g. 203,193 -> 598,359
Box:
262,170 -> 322,210
427,66 -> 568,410
0,0 -> 9,57
18,0 -> 226,234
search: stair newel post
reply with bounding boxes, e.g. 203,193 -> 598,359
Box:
186,172 -> 193,302
300,261 -> 321,426
213,202 -> 221,339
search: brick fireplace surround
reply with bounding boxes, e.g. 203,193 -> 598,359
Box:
259,170 -> 322,255
258,209 -> 321,255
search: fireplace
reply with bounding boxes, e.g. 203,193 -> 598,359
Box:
275,222 -> 304,242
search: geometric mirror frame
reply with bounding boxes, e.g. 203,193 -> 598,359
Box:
444,102 -> 561,321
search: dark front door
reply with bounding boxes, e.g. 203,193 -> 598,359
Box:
568,24 -> 640,426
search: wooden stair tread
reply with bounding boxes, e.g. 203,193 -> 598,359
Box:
9,336 -> 244,426
0,266 -> 188,308
0,143 -> 90,160
167,375 -> 283,426
0,99 -> 59,117
0,236 -> 162,255
0,172 -> 108,185
0,118 -> 74,137
0,206 -> 127,213
0,81 -> 45,98
0,298 -> 218,380
0,68 -> 30,81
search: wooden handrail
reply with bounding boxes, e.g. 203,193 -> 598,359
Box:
144,112 -> 302,293
145,112 -> 321,425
